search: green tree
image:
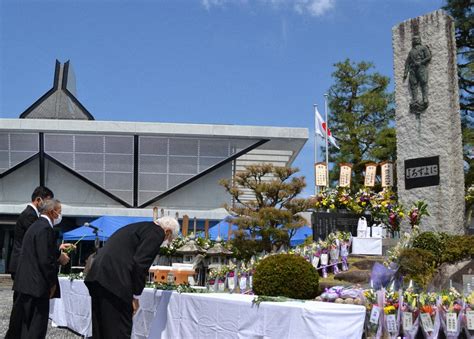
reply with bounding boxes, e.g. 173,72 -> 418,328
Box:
442,0 -> 474,189
327,59 -> 395,190
220,164 -> 310,259
443,0 -> 473,118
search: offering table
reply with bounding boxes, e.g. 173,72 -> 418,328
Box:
49,277 -> 365,338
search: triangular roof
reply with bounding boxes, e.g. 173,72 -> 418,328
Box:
19,60 -> 94,120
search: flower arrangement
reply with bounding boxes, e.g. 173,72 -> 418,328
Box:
326,232 -> 340,274
384,229 -> 418,267
352,188 -> 374,214
369,188 -> 395,221
313,189 -> 338,211
159,236 -> 187,256
401,287 -> 420,339
463,291 -> 474,337
408,200 -> 429,229
318,239 -> 329,278
336,187 -> 353,210
364,288 -> 382,338
384,289 -> 400,337
337,231 -> 351,271
418,292 -> 440,338
439,287 -> 463,338
385,204 -> 405,235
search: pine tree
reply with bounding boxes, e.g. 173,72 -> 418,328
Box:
442,0 -> 474,188
443,0 -> 473,118
220,164 -> 310,259
327,59 -> 395,190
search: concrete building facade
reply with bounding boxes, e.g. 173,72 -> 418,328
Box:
0,61 -> 308,273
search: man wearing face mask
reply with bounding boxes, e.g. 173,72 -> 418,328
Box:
9,186 -> 55,281
6,199 -> 74,339
85,216 -> 180,338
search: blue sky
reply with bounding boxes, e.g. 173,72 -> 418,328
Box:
0,0 -> 443,196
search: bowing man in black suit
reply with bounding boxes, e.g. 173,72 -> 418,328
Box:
85,216 -> 180,338
5,199 -> 74,339
9,186 -> 55,280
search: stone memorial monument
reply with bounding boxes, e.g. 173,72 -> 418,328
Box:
393,10 -> 464,234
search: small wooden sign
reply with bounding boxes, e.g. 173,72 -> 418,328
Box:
339,163 -> 353,188
380,161 -> 394,187
314,162 -> 327,187
364,163 -> 377,187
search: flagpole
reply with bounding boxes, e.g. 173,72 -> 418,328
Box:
324,93 -> 329,188
313,104 -> 318,195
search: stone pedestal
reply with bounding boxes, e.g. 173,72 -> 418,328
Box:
393,10 -> 464,234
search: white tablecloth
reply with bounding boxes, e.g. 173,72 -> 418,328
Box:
50,277 -> 366,339
351,237 -> 382,255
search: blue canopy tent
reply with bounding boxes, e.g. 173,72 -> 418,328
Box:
207,218 -> 239,240
289,226 -> 313,247
63,216 -> 152,241
208,218 -> 312,246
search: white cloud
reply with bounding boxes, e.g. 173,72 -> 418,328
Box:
294,0 -> 335,17
201,0 -> 336,17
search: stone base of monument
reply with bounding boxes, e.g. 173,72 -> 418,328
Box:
382,238 -> 399,256
429,259 -> 473,290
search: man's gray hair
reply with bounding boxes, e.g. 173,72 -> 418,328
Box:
156,216 -> 180,238
40,198 -> 61,214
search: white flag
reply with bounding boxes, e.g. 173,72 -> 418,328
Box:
315,107 -> 339,149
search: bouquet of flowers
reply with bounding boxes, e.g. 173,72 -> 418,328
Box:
336,187 -> 353,211
327,233 -> 340,274
318,239 -> 329,278
383,289 -> 400,338
159,236 -> 187,256
419,292 -> 440,339
207,268 -> 219,292
195,236 -> 212,250
352,188 -> 374,215
385,204 -> 404,237
462,291 -> 474,338
364,288 -> 383,338
337,231 -> 351,271
313,189 -> 338,211
308,242 -> 321,268
238,262 -> 252,293
439,287 -> 463,338
226,262 -> 237,292
400,287 -> 420,339
408,200 -> 429,229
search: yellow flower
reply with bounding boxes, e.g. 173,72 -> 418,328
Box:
384,305 -> 396,315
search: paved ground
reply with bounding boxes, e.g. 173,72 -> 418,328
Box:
0,285 -> 81,339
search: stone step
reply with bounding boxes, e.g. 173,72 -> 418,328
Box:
334,270 -> 371,284
352,259 -> 384,271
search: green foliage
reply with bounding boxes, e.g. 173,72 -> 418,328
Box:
442,0 -> 473,118
327,59 -> 395,190
253,254 -> 319,300
412,231 -> 447,262
229,234 -> 265,261
440,235 -> 474,263
220,164 -> 311,253
443,1 -> 474,190
409,231 -> 473,270
398,248 -> 436,289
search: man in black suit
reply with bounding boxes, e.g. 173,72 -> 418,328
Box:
85,216 -> 180,338
9,186 -> 55,280
6,199 -> 74,339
